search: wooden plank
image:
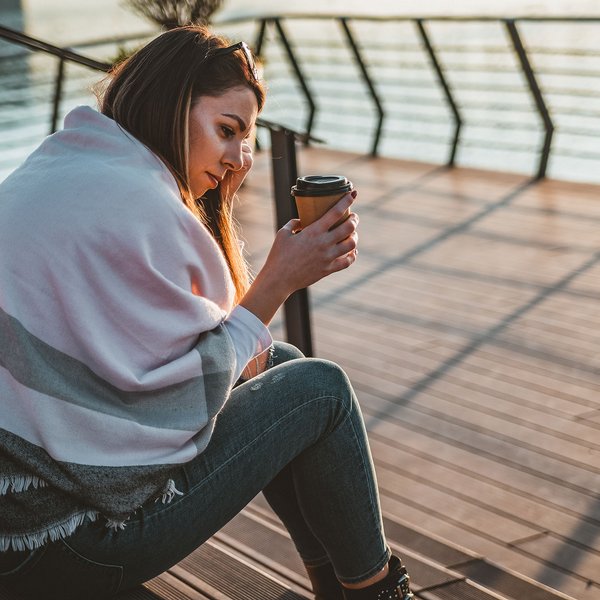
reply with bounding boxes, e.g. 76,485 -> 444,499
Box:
359,389 -> 598,494
315,316 -> 600,418
373,459 -> 539,545
240,502 -> 550,600
509,533 -> 600,585
378,189 -> 490,225
512,178 -> 600,219
426,375 -> 600,447
416,167 -> 529,202
0,573 -> 211,600
364,415 -> 597,524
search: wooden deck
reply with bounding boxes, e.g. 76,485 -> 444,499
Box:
237,146 -> 600,600
2,148 -> 599,600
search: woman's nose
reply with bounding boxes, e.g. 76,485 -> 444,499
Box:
223,144 -> 243,171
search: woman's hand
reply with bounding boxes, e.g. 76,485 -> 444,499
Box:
224,140 -> 254,196
269,192 -> 358,290
240,191 -> 358,325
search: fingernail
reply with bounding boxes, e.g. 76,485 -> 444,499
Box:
351,189 -> 358,198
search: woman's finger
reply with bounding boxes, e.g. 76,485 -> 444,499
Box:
335,231 -> 358,256
316,191 -> 356,231
329,213 -> 359,243
328,250 -> 358,274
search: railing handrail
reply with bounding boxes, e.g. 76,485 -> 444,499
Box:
215,12 -> 600,25
0,24 -> 318,142
0,24 -> 111,72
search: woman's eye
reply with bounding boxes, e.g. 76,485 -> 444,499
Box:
221,126 -> 235,138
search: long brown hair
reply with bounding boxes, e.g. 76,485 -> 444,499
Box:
98,26 -> 265,302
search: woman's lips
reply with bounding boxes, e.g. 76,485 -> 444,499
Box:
207,173 -> 219,188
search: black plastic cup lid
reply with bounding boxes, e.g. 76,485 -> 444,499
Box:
291,175 -> 353,197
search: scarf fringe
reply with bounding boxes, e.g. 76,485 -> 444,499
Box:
0,478 -> 183,548
0,510 -> 98,552
0,475 -> 49,495
157,478 -> 183,504
105,517 -> 128,531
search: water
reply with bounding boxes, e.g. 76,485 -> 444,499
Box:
2,1 -> 600,183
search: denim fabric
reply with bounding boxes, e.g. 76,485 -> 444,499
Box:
0,342 -> 390,598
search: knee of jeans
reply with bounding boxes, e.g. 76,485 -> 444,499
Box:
304,358 -> 355,414
271,341 -> 305,365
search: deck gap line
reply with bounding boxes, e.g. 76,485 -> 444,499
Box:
508,532 -> 551,547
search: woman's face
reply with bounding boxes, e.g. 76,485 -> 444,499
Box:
188,85 -> 259,198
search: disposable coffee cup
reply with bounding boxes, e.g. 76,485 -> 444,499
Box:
291,175 -> 353,229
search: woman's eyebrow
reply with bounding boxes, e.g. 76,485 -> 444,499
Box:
221,113 -> 248,132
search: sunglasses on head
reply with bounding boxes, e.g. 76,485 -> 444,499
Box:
206,41 -> 260,82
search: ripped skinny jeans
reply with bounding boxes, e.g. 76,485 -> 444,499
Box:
0,342 -> 390,599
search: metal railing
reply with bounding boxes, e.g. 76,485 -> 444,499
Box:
214,14 -> 600,182
3,15 -> 600,182
0,24 -> 111,133
245,15 -> 570,180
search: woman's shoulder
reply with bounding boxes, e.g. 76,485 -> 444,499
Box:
62,106 -> 181,201
0,106 -> 202,257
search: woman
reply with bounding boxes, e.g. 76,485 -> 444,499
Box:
0,26 -> 413,600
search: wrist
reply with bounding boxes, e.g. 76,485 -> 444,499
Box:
240,269 -> 290,326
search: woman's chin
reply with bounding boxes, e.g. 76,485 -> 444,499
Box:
191,184 -> 209,198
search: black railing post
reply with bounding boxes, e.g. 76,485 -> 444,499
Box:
272,18 -> 316,143
268,126 -> 314,356
254,17 -> 268,58
339,17 -> 385,156
505,19 -> 554,179
50,57 -> 65,134
415,19 -> 462,166
252,19 -> 269,152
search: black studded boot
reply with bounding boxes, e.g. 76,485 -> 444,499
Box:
341,556 -> 414,600
305,562 -> 345,600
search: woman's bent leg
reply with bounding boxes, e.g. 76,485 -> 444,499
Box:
267,363 -> 390,584
9,352 -> 390,597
